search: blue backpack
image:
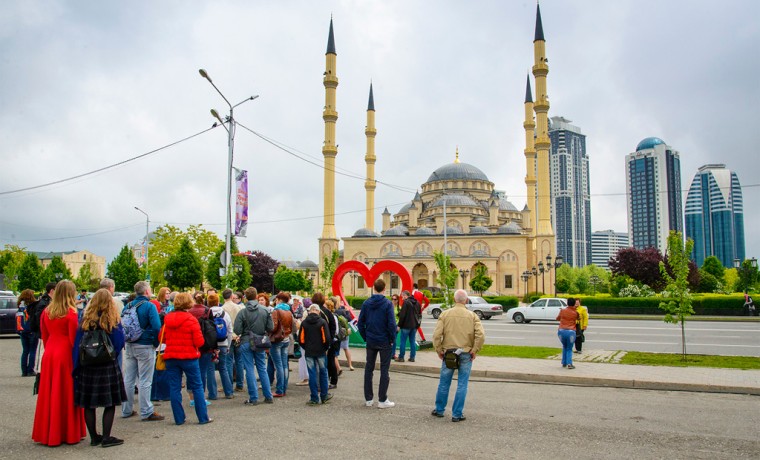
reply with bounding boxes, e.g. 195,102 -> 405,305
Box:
122,300 -> 148,342
213,310 -> 228,341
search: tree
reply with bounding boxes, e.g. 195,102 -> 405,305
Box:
106,244 -> 142,292
735,259 -> 759,293
433,251 -> 457,308
659,231 -> 695,360
273,265 -> 311,293
76,262 -> 100,292
244,250 -> 280,294
0,244 -> 27,292
469,263 -> 492,294
724,268 -> 739,293
609,247 -> 666,291
39,256 -> 73,288
701,256 -> 725,283
17,253 -> 43,291
148,224 -> 223,288
697,269 -> 719,293
206,238 -> 252,291
165,238 -> 204,290
320,250 -> 340,294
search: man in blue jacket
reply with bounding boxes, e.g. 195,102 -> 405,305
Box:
121,280 -> 164,421
358,279 -> 397,409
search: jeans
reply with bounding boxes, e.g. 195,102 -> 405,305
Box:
364,343 -> 392,402
197,352 -> 213,398
227,343 -> 244,389
434,352 -> 472,418
270,341 -> 290,395
305,355 -> 329,402
209,346 -> 233,398
327,342 -> 339,385
558,329 -> 576,366
239,343 -> 272,401
398,328 -> 417,360
19,332 -> 37,375
165,358 -> 209,424
575,325 -> 584,352
267,353 -> 275,386
150,366 -> 170,401
122,343 -> 156,418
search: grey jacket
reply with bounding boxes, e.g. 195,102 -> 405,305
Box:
233,301 -> 273,337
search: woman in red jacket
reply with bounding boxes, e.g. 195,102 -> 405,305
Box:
162,292 -> 212,425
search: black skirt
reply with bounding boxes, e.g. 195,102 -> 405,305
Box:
75,359 -> 128,408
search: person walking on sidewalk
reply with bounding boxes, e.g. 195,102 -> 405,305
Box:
358,279 -> 397,409
396,290 -> 421,362
431,289 -> 485,422
557,298 -> 579,369
574,300 -> 588,354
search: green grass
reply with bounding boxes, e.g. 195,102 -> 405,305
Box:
477,344 -> 560,359
620,351 -> 760,370
590,314 -> 760,322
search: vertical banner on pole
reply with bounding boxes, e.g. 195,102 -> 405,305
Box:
234,169 -> 248,237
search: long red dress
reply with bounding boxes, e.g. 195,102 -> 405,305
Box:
32,308 -> 86,446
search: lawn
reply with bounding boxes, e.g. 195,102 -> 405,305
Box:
620,351 -> 760,370
477,344 -> 560,359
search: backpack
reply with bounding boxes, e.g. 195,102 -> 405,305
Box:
412,299 -> 422,327
198,308 -> 218,352
212,310 -> 228,341
337,314 -> 350,341
79,328 -> 115,366
16,303 -> 32,333
122,300 -> 148,342
28,298 -> 45,334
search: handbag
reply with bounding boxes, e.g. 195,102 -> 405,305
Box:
250,333 -> 271,351
155,327 -> 166,371
443,349 -> 460,370
79,328 -> 115,367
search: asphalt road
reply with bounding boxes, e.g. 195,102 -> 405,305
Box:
420,317 -> 760,357
1,338 -> 758,459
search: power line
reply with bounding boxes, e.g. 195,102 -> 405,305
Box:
3,223 -> 144,242
0,124 -> 220,196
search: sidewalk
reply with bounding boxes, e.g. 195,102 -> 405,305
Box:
342,348 -> 760,395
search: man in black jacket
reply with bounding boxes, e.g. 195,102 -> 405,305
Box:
396,291 -> 421,363
29,282 -> 56,334
298,304 -> 332,405
316,294 -> 340,389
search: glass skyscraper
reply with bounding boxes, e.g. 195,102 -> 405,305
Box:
685,164 -> 744,267
591,230 -> 630,270
549,116 -> 591,267
625,137 -> 683,252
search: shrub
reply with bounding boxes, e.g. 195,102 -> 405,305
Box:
561,294 -> 747,315
483,296 -> 519,311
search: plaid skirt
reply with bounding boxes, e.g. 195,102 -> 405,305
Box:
75,359 -> 128,408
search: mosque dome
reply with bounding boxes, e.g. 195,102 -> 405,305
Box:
497,222 -> 523,234
441,226 -> 464,235
426,162 -> 490,183
498,198 -> 518,212
383,225 -> 408,236
430,194 -> 480,208
299,259 -> 319,270
352,228 -> 379,238
397,202 -> 414,214
636,137 -> 666,151
415,227 -> 436,236
469,226 -> 491,235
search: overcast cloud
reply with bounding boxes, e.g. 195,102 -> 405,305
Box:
1,0 -> 758,267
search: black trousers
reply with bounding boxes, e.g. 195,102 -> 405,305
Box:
364,343 -> 392,402
575,325 -> 584,351
327,342 -> 340,385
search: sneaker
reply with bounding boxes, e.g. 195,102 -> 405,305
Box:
409,358 -> 415,362
225,394 -> 235,399
296,380 -> 309,386
244,399 -> 258,406
101,436 -> 124,448
122,410 -> 136,419
234,387 -> 244,392
567,364 -> 576,369
273,392 -> 285,398
328,384 -> 337,389
395,357 -> 405,362
264,398 -> 274,404
322,393 -> 333,404
189,399 -> 211,407
307,400 -> 321,406
431,410 -> 444,418
142,412 -> 165,422
378,399 -> 395,409
199,418 -> 214,425
90,435 -> 103,446
451,416 -> 467,422
365,400 -> 374,407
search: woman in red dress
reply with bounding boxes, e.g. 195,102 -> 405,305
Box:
32,280 -> 86,446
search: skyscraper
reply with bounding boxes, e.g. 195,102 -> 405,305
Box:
591,230 -> 630,270
685,164 -> 745,267
625,137 -> 682,252
549,116 -> 591,267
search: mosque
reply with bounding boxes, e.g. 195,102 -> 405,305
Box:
318,5 -> 556,297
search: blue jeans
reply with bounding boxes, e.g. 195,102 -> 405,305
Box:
165,358 -> 209,424
558,329 -> 576,366
239,343 -> 272,401
270,341 -> 290,395
122,343 -> 156,418
364,343 -> 392,402
19,332 -> 37,375
398,328 -> 417,360
434,352 -> 472,418
150,366 -> 170,401
226,343 -> 244,389
198,352 -> 213,398
305,355 -> 329,402
208,346 -> 233,398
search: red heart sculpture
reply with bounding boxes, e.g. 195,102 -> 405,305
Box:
332,259 -> 413,321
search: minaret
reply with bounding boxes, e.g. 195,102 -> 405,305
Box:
319,18 -> 340,265
523,74 -> 537,236
364,83 -> 377,231
533,3 -> 554,238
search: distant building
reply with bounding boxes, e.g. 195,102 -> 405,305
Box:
28,250 -> 106,279
685,164 -> 745,267
591,230 -> 630,270
549,116 -> 591,267
625,137 -> 683,252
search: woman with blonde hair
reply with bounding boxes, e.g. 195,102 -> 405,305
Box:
73,289 -> 127,447
32,280 -> 86,446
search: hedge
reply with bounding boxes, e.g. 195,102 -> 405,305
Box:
559,294 -> 748,316
344,295 -> 519,311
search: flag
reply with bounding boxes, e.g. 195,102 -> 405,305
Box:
234,169 -> 248,237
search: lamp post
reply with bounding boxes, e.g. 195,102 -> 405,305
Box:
134,206 -> 150,281
545,254 -> 563,296
309,273 -> 316,293
199,68 -> 258,288
521,271 -> 531,298
459,268 -> 469,291
350,272 -> 357,296
538,261 -> 545,294
531,266 -> 538,293
589,274 -> 600,296
268,268 -> 275,294
55,272 -> 63,281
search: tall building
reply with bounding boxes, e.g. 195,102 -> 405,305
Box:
625,137 -> 682,252
549,116 -> 590,267
591,230 -> 629,270
685,164 -> 745,267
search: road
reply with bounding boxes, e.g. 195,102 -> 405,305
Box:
420,317 -> 760,357
1,338 -> 758,459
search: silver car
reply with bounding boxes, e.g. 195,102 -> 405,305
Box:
426,296 -> 504,320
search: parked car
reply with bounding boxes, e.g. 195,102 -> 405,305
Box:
426,295 -> 503,320
505,298 -> 568,323
0,295 -> 18,335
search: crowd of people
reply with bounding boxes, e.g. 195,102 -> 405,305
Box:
17,276 -> 489,448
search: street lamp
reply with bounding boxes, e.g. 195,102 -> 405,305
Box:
459,268 -> 469,291
521,270 -> 531,298
531,266 -> 538,293
350,272 -> 357,296
268,268 -> 275,293
538,261 -> 545,294
134,206 -> 150,281
199,68 -> 258,288
589,274 -> 600,296
734,257 -> 758,293
545,254 -> 563,296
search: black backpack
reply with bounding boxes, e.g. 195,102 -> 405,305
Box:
198,308 -> 218,352
28,298 -> 47,334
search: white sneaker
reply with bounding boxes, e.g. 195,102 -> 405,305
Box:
378,399 -> 395,409
365,400 -> 374,407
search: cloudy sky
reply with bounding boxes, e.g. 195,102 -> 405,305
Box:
1,0 -> 758,267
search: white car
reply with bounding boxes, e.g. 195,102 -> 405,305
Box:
505,298 -> 568,323
426,296 -> 504,320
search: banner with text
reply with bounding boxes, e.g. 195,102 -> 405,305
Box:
235,169 -> 248,237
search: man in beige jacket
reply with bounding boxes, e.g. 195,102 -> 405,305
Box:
431,289 -> 485,422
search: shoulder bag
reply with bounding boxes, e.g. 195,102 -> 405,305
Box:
80,327 -> 115,367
